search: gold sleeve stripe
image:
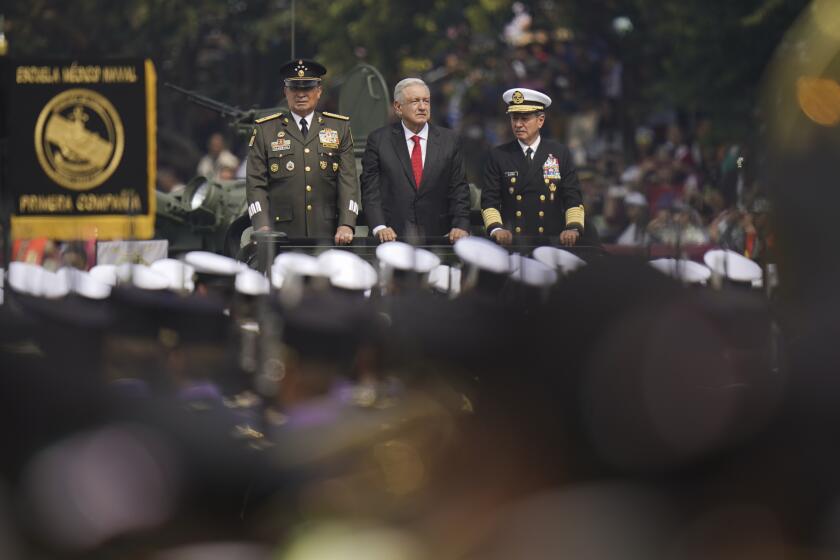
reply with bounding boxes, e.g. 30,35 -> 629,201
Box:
566,205 -> 585,228
255,112 -> 282,123
507,104 -> 545,113
482,208 -> 503,228
322,111 -> 350,121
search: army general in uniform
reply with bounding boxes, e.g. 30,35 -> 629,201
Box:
246,59 -> 360,245
480,88 -> 584,247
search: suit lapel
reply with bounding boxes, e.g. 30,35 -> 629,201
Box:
505,141 -> 529,180
416,124 -> 440,196
390,123 -> 417,190
306,113 -> 325,147
283,113 -> 305,145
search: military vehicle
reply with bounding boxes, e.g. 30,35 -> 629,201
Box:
156,64 -> 391,257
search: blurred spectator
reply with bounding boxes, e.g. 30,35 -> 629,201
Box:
157,166 -> 186,195
615,191 -> 650,246
196,132 -> 239,181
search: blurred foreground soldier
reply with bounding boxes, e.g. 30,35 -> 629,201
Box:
481,88 -> 585,247
361,78 -> 471,244
246,59 -> 360,245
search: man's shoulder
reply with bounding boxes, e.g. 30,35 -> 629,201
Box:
321,111 -> 351,122
255,112 -> 285,124
490,140 -> 520,156
540,137 -> 570,154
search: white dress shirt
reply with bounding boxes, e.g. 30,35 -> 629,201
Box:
290,111 -> 314,133
517,135 -> 541,159
402,121 -> 428,165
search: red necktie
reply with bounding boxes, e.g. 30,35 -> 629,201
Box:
411,135 -> 423,189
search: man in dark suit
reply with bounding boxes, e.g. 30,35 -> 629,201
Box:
246,59 -> 359,245
480,88 -> 585,247
361,78 -> 470,244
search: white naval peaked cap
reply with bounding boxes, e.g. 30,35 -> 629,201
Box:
532,246 -> 586,274
503,87 -> 552,113
8,262 -> 44,295
116,264 -> 171,291
649,258 -> 711,285
57,267 -> 111,300
89,264 -> 118,286
428,264 -> 462,295
376,241 -> 440,273
235,268 -> 270,296
151,258 -> 196,292
703,249 -> 762,282
273,252 -> 323,278
184,251 -> 245,276
317,249 -> 368,276
454,236 -> 511,274
329,258 -> 378,291
510,256 -> 558,287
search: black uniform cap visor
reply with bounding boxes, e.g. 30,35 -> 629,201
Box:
284,78 -> 322,89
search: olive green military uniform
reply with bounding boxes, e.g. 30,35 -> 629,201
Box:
245,111 -> 360,238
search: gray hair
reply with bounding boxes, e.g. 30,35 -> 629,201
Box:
394,78 -> 429,104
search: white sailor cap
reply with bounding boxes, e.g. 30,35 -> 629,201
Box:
318,250 -> 379,291
428,264 -> 462,296
509,256 -> 558,287
649,258 -> 711,285
273,252 -> 324,278
89,264 -> 119,287
184,251 -> 245,276
503,88 -> 552,113
116,264 -> 171,291
703,249 -> 762,282
235,268 -> 270,296
532,246 -> 586,274
7,263 -> 72,298
150,258 -> 196,292
376,241 -> 441,274
57,267 -> 112,300
454,236 -> 511,274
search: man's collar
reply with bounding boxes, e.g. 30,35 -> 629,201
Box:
290,110 -> 315,124
517,135 -> 541,153
402,121 -> 429,139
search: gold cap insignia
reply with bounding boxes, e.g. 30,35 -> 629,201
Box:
270,163 -> 279,173
512,90 -> 525,104
297,69 -> 304,77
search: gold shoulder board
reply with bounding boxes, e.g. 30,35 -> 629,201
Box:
255,112 -> 283,124
322,111 -> 350,121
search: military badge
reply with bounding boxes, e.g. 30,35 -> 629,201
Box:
271,139 -> 291,152
543,154 -> 562,180
509,187 -> 515,194
332,162 -> 339,172
270,163 -> 279,173
319,128 -> 340,149
319,160 -> 327,170
277,131 -> 285,138
286,160 -> 295,171
512,90 -> 525,104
